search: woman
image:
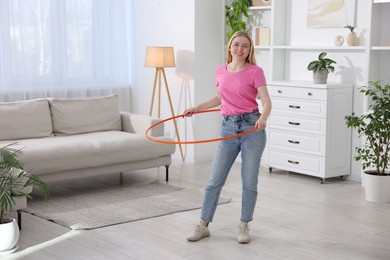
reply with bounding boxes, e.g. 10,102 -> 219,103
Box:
184,30 -> 272,244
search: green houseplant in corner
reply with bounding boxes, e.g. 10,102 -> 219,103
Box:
225,0 -> 251,40
0,143 -> 50,253
345,81 -> 390,202
307,52 -> 337,84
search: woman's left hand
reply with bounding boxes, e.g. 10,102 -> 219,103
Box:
255,116 -> 267,130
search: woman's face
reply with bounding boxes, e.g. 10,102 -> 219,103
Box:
229,36 -> 250,62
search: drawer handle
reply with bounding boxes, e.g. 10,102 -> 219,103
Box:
288,140 -> 300,144
308,92 -> 313,96
288,121 -> 301,126
289,105 -> 301,109
277,90 -> 282,94
288,160 -> 300,165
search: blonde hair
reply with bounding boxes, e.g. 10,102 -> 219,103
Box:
226,30 -> 256,64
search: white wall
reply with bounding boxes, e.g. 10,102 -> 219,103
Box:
132,0 -> 194,115
193,0 -> 223,161
132,0 -> 223,162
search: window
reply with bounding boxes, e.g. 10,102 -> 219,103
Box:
0,0 -> 130,91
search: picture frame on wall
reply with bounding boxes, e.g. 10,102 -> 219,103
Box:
307,0 -> 356,28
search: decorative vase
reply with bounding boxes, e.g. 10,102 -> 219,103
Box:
364,171 -> 390,203
347,32 -> 359,46
334,35 -> 344,47
0,218 -> 19,253
313,69 -> 328,84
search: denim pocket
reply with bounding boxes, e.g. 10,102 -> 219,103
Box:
243,112 -> 259,125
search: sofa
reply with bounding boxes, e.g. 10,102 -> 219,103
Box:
1,94 -> 176,228
0,94 -> 176,183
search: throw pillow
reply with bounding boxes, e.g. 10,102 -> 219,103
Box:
49,94 -> 121,135
0,99 -> 52,141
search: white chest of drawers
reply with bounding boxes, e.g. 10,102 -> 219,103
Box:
266,81 -> 353,183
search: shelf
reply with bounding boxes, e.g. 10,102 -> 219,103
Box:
371,46 -> 390,51
254,46 -> 271,50
249,6 -> 271,11
268,80 -> 353,89
373,0 -> 390,3
272,46 -> 366,51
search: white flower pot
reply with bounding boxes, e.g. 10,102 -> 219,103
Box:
0,218 -> 19,253
364,172 -> 390,203
313,69 -> 328,84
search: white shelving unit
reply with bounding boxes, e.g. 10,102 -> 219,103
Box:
243,0 -> 390,181
246,0 -> 390,83
367,1 -> 390,87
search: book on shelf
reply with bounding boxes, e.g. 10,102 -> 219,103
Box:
252,0 -> 271,6
254,27 -> 270,46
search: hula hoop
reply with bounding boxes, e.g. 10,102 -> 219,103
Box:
145,109 -> 258,145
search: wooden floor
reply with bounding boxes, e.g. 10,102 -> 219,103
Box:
4,160 -> 390,260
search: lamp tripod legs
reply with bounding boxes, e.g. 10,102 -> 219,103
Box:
149,68 -> 184,161
149,69 -> 159,116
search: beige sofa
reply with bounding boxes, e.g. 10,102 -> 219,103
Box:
1,94 -> 175,228
0,94 -> 175,182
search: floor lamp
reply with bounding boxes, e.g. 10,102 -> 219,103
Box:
145,46 -> 184,161
175,50 -> 195,160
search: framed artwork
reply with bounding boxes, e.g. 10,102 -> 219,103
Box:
307,0 -> 356,28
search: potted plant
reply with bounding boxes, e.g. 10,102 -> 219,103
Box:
307,52 -> 337,84
345,25 -> 359,46
345,81 -> 390,202
225,0 -> 251,40
0,143 -> 50,253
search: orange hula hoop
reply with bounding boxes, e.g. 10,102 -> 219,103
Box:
145,109 -> 258,145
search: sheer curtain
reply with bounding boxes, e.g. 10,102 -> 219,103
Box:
0,0 -> 131,111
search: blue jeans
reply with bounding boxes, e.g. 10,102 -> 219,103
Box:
200,110 -> 266,223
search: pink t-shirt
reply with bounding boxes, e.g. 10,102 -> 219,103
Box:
216,63 -> 267,116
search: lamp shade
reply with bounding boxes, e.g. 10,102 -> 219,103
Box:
145,46 -> 175,68
175,49 -> 194,80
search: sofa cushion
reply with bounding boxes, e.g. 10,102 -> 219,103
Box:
12,131 -> 175,176
0,99 -> 52,141
49,94 -> 121,135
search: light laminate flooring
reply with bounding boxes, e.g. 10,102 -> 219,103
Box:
3,160 -> 390,260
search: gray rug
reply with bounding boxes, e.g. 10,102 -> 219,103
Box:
23,181 -> 231,230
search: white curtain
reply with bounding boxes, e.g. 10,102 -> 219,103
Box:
0,0 -> 131,111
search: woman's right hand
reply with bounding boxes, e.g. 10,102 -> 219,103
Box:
182,95 -> 220,117
182,106 -> 198,117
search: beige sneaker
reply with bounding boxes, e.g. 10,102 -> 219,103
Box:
238,222 -> 251,244
186,223 -> 210,242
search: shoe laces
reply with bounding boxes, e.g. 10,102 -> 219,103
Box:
240,223 -> 250,233
192,224 -> 204,232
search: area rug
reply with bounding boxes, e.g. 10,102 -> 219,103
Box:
23,181 -> 231,230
